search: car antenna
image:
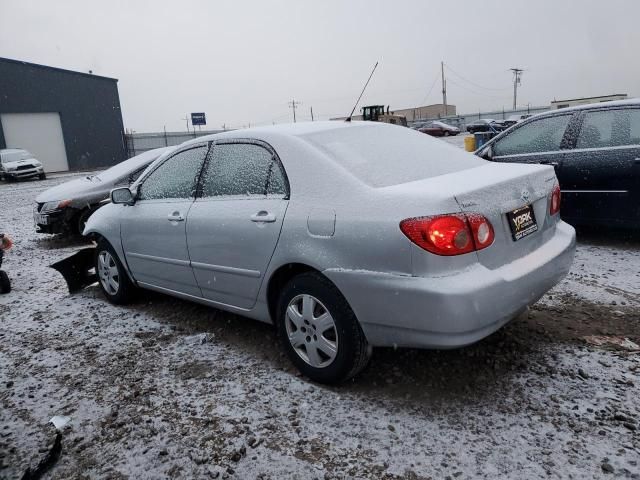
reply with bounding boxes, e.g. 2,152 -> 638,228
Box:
345,61 -> 378,122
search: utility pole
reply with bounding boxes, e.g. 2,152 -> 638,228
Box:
510,68 -> 523,110
310,106 -> 314,121
182,115 -> 190,133
441,61 -> 447,115
288,99 -> 302,123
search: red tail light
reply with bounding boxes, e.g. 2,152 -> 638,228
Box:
550,184 -> 561,216
400,213 -> 495,256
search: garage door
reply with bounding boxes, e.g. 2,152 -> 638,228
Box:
1,112 -> 69,172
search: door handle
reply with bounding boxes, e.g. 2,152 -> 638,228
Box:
250,211 -> 276,223
167,211 -> 185,222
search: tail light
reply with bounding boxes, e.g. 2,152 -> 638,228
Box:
549,184 -> 561,216
400,213 -> 495,256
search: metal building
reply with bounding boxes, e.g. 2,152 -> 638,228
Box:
550,94 -> 628,110
0,57 -> 126,172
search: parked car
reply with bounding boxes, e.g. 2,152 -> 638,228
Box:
476,99 -> 640,229
502,114 -> 534,129
466,119 -> 506,133
83,121 -> 575,383
34,147 -> 174,235
417,121 -> 461,137
0,149 -> 46,181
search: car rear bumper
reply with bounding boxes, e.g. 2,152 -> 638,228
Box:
324,221 -> 576,349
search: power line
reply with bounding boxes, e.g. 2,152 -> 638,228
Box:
445,76 -> 512,100
444,63 -> 512,92
419,71 -> 440,105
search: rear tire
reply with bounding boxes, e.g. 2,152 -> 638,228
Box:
0,270 -> 10,294
276,272 -> 371,384
95,240 -> 136,304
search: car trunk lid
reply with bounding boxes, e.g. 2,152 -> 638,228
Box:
448,163 -> 558,270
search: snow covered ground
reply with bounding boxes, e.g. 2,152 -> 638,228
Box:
1,169 -> 639,480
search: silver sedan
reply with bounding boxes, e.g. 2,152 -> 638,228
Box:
84,121 -> 576,383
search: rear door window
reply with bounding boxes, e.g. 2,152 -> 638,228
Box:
577,108 -> 640,148
494,114 -> 572,156
201,142 -> 288,198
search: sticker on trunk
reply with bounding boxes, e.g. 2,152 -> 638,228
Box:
507,204 -> 538,241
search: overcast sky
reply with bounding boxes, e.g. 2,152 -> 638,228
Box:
1,0 -> 639,132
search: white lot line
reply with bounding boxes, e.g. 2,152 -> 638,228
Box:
0,168 -> 638,479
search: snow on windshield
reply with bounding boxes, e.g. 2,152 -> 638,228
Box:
302,124 -> 485,187
96,147 -> 171,182
1,150 -> 31,163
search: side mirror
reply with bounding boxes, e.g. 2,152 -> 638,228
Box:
111,187 -> 136,205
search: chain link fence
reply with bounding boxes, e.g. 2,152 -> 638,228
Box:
124,130 -> 225,158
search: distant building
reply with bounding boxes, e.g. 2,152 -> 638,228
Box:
389,103 -> 456,122
550,94 -> 627,110
331,103 -> 456,122
0,57 -> 126,172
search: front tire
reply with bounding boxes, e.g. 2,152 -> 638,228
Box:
95,240 -> 136,304
276,272 -> 371,384
76,208 -> 95,235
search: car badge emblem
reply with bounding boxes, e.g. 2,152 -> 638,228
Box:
521,190 -> 530,202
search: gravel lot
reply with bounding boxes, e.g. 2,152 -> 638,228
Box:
1,167 -> 639,479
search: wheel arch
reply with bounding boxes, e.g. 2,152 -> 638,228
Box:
266,262 -> 327,323
88,230 -> 137,285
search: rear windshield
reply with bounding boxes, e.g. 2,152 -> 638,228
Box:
302,124 -> 484,187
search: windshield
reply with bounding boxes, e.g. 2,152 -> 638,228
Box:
95,147 -> 172,182
303,125 -> 484,187
0,150 -> 31,163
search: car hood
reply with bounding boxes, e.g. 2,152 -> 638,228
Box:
35,177 -> 109,203
2,158 -> 42,169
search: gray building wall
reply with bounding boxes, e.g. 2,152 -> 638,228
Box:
0,57 -> 126,170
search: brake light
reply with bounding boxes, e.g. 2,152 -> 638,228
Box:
400,213 -> 495,256
550,185 -> 561,216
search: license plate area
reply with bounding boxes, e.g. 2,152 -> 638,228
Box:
34,213 -> 49,225
507,204 -> 538,241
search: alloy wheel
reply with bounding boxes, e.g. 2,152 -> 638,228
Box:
98,251 -> 119,295
285,294 -> 338,368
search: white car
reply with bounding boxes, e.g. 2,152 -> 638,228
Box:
77,121 -> 575,383
0,149 -> 46,181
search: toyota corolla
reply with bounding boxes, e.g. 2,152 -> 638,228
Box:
82,121 -> 576,383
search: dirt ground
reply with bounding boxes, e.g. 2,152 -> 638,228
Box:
1,174 -> 639,479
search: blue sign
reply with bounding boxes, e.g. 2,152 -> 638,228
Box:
191,112 -> 206,126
